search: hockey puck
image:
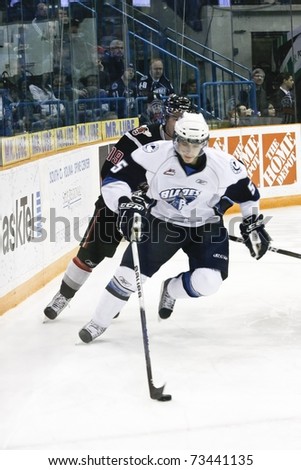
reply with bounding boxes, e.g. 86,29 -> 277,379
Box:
158,394 -> 172,402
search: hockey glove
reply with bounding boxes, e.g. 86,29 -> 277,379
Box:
117,195 -> 146,242
240,214 -> 271,260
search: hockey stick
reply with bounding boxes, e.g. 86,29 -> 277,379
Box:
229,234 -> 301,259
131,213 -> 172,402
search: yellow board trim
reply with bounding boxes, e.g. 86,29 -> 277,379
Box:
226,195 -> 301,213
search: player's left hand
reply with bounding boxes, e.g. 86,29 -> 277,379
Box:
240,214 -> 271,260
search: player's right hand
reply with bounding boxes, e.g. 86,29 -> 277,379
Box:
117,196 -> 146,242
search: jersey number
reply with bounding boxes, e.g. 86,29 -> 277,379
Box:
111,160 -> 129,173
248,181 -> 256,195
106,147 -> 124,165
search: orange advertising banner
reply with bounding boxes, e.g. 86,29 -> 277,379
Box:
209,129 -> 298,189
262,132 -> 297,187
227,134 -> 260,186
209,135 -> 226,152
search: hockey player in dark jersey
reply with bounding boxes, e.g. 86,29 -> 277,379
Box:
44,94 -> 194,320
78,112 -> 271,343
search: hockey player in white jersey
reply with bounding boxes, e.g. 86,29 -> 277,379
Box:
43,94 -> 193,321
78,112 -> 271,343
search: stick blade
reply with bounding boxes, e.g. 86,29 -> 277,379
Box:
150,383 -> 171,401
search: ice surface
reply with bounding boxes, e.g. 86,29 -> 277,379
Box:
0,207 -> 300,460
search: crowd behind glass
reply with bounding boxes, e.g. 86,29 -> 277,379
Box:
0,1 -> 298,137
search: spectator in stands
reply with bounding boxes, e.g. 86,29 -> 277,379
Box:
102,40 -> 125,83
267,103 -> 276,117
57,7 -> 69,28
181,77 -> 211,114
52,69 -> 73,103
138,58 -> 174,97
2,77 -> 40,135
75,72 -> 109,100
181,77 -> 197,95
263,102 -> 282,124
10,87 -> 34,135
139,92 -> 165,125
2,85 -> 25,135
108,63 -> 137,119
17,77 -> 41,132
31,2 -> 49,38
236,103 -> 254,125
74,73 -> 108,123
240,68 -> 269,117
227,107 -> 240,127
29,72 -> 65,130
33,6 -> 57,43
32,2 -> 48,22
271,72 -> 295,124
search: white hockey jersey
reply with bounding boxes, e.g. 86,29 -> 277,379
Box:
102,140 -> 259,227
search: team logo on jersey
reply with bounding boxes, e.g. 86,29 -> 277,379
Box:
143,143 -> 159,153
164,168 -> 176,176
132,126 -> 152,137
160,188 -> 199,210
230,158 -> 242,174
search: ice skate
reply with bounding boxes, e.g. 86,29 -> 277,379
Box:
158,279 -> 176,319
44,292 -> 70,320
78,320 -> 107,343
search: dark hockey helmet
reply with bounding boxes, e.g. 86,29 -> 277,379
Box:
164,94 -> 193,116
146,92 -> 165,124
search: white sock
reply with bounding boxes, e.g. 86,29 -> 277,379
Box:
92,266 -> 149,328
92,289 -> 128,328
63,259 -> 91,291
